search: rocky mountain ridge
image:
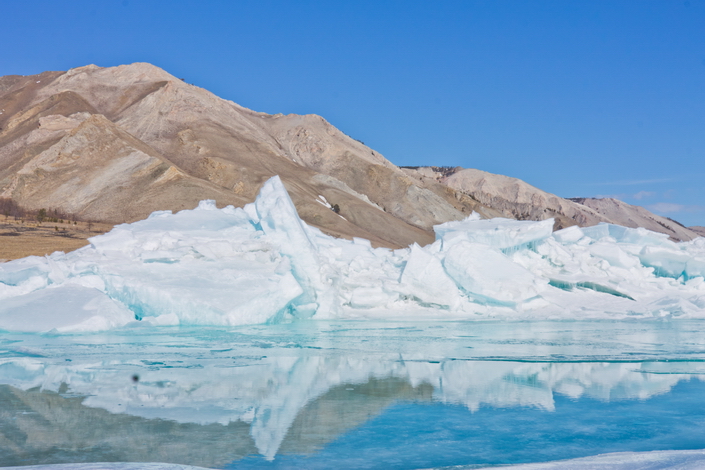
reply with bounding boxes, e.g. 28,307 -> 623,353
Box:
0,63 -> 700,248
403,166 -> 701,242
0,63 -> 503,249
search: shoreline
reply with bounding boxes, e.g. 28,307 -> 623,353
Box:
0,219 -> 112,261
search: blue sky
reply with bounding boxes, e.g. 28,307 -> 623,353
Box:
3,0 -> 704,226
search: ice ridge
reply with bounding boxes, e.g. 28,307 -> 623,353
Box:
1,175 -> 705,332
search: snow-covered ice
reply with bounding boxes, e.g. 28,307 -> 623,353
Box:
2,175 -> 705,332
471,449 -> 705,470
7,449 -> 705,469
4,466 -> 211,470
6,448 -> 705,470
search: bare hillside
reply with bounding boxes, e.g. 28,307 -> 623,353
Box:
0,63 -> 499,249
2,63 -> 698,251
569,197 -> 701,242
406,166 -> 701,241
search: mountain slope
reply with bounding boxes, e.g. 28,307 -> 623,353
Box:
1,63 -> 699,248
569,197 -> 700,242
405,166 -> 701,241
1,63 -> 500,248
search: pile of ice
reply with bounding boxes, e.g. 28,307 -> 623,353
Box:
1,176 -> 705,332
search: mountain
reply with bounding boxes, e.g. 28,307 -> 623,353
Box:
404,166 -> 701,242
0,63 -> 500,249
567,197 -> 699,242
402,166 -> 610,230
0,63 -> 699,248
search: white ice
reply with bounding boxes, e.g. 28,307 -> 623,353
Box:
482,449 -> 705,470
3,465 -> 211,470
9,450 -> 705,469
1,175 -> 705,332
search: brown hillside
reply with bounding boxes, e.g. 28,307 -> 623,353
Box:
0,63 -> 501,250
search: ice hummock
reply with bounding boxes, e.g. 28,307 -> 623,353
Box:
1,175 -> 705,332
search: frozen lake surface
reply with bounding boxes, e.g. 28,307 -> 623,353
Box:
2,320 -> 705,469
2,177 -> 705,468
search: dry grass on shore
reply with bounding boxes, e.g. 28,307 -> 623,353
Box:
0,218 -> 112,262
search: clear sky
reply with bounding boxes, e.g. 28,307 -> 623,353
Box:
3,0 -> 704,226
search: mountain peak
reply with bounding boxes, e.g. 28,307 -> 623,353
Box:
1,63 -> 496,249
0,63 -> 699,254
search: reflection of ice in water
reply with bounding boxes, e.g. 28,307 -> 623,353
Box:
2,322 -> 705,461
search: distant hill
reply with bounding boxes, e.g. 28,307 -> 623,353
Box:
403,166 -> 701,241
568,197 -> 699,242
0,63 -> 699,247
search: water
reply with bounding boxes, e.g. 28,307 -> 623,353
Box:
1,320 -> 705,469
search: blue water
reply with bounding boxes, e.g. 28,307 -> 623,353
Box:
1,320 -> 705,469
232,379 -> 705,469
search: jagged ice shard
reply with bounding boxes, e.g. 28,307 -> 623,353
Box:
1,175 -> 705,333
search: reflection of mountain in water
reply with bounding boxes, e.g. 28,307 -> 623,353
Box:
278,377 -> 434,455
1,356 -> 703,465
0,384 -> 255,468
0,377 -> 432,467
